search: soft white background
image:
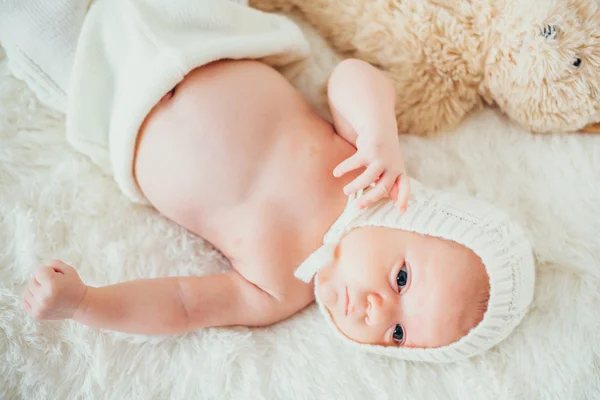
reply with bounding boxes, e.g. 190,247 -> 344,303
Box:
1,18 -> 599,400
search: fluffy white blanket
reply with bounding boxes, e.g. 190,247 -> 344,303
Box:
1,19 -> 599,400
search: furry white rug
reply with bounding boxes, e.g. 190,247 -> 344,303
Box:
1,19 -> 600,400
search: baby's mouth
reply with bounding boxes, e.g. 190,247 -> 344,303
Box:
344,286 -> 349,316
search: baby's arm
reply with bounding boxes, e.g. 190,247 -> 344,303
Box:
23,260 -> 301,334
327,58 -> 410,211
327,58 -> 398,148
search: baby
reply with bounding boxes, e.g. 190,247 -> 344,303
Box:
22,0 -> 535,363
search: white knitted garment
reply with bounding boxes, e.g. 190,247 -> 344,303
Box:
295,179 -> 536,363
66,0 -> 310,204
0,0 -> 91,112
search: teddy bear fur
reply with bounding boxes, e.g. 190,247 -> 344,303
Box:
250,0 -> 600,136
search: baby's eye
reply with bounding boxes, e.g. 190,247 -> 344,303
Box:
396,264 -> 408,289
392,324 -> 405,345
573,57 -> 582,68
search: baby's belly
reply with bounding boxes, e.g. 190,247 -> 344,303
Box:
134,60 -> 353,251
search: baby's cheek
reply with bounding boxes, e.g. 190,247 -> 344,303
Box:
334,319 -> 383,346
316,263 -> 335,286
316,277 -> 337,310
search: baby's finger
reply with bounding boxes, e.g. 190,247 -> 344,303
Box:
343,163 -> 384,195
389,176 -> 400,202
357,171 -> 395,209
28,286 -> 46,303
48,259 -> 67,274
23,298 -> 31,312
24,288 -> 35,308
34,266 -> 56,286
396,174 -> 411,215
333,153 -> 364,178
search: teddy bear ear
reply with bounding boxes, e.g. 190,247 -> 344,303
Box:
540,24 -> 558,40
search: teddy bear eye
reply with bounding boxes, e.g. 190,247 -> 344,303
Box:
573,57 -> 582,68
541,25 -> 557,40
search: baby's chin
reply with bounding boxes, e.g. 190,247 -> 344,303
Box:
314,276 -> 338,313
320,305 -> 362,344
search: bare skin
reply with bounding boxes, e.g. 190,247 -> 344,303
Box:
23,59 -> 488,348
317,227 -> 489,347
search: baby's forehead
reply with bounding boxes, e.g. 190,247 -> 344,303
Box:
410,234 -> 489,286
403,230 -> 480,258
339,226 -> 487,275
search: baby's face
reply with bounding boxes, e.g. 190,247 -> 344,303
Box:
316,226 -> 489,348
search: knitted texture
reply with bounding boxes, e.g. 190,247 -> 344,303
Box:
66,0 -> 310,203
0,0 -> 91,112
295,179 -> 536,363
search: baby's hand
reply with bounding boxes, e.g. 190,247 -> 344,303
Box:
23,260 -> 88,320
333,133 -> 410,213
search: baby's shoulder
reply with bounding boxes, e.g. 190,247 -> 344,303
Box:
232,250 -> 315,306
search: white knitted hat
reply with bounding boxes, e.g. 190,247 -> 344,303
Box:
295,179 -> 536,363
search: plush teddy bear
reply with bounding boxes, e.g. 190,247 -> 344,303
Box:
250,0 -> 600,136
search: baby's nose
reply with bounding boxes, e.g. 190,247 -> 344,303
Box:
365,293 -> 389,326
